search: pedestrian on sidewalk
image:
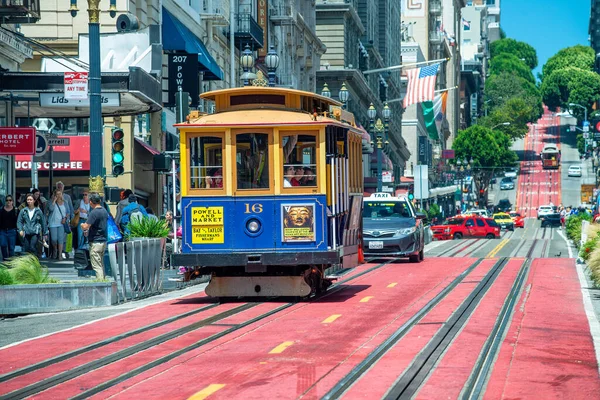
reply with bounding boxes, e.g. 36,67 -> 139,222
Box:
47,190 -> 68,260
81,193 -> 108,280
17,194 -> 47,255
76,190 -> 91,250
0,195 -> 19,259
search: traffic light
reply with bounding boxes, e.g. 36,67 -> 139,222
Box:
111,128 -> 125,176
408,184 -> 414,201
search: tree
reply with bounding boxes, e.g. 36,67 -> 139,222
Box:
541,45 -> 595,82
484,72 -> 543,122
479,98 -> 536,140
452,126 -> 517,200
489,54 -> 535,84
490,38 -> 538,70
540,66 -> 600,118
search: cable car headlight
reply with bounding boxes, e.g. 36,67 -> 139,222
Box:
247,219 -> 261,233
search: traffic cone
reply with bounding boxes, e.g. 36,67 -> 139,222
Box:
358,246 -> 365,264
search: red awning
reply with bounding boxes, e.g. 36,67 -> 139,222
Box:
135,138 -> 160,155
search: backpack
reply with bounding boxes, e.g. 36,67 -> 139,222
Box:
120,205 -> 145,231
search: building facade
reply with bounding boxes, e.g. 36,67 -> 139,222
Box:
316,0 -> 410,194
0,1 -> 39,203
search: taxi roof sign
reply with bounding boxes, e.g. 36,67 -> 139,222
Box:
370,193 -> 391,198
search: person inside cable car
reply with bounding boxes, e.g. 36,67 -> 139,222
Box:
301,167 -> 316,186
291,166 -> 304,186
206,168 -> 223,189
283,164 -> 295,187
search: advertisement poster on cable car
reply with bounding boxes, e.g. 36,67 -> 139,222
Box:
281,204 -> 316,242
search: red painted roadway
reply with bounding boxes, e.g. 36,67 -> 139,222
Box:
2,257 -> 598,399
484,258 -> 600,399
516,108 -> 561,217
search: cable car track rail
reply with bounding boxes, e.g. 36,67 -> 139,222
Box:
0,258 -> 401,400
320,257 -> 487,400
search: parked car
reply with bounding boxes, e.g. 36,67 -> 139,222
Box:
463,209 -> 492,218
540,213 -> 562,228
496,199 -> 512,213
537,205 -> 555,220
493,212 -> 515,231
431,216 -> 500,240
504,167 -> 518,178
509,211 -> 525,228
500,177 -> 515,190
568,165 -> 582,177
362,193 -> 426,262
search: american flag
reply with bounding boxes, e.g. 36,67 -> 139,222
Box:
403,63 -> 440,108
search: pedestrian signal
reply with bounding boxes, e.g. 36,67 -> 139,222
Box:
111,128 -> 125,176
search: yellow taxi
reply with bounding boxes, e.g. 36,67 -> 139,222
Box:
492,212 -> 514,231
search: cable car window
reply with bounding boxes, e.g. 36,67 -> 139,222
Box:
282,134 -> 317,187
236,133 -> 269,189
189,136 -> 223,189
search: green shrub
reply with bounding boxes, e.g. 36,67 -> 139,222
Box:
127,217 -> 170,240
580,237 -> 599,261
3,254 -> 54,284
0,267 -> 14,285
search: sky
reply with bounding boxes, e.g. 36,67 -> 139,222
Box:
502,0 -> 591,79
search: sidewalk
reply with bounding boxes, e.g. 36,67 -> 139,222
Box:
39,256 -> 200,292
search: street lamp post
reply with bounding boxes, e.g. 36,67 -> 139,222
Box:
240,45 -> 255,86
491,122 -> 511,130
338,83 -> 349,110
264,45 -> 280,87
320,83 -> 331,98
70,0 -> 117,194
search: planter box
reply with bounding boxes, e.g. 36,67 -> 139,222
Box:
0,282 -> 117,315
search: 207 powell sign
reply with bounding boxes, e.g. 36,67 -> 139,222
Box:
0,127 -> 36,155
167,53 -> 199,107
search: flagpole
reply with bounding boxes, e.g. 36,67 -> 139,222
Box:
362,58 -> 450,75
386,86 -> 458,104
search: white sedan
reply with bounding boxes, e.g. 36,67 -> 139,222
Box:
568,165 -> 582,177
537,205 -> 555,220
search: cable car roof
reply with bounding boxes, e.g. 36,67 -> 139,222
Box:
199,86 -> 342,107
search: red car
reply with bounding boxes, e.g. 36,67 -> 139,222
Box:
509,212 -> 525,228
431,216 -> 500,240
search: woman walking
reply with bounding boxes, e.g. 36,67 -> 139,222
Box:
47,190 -> 68,260
0,195 -> 19,259
17,194 -> 47,255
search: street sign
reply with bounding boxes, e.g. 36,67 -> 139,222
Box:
64,72 -> 88,100
0,127 -> 36,155
584,132 -> 590,139
382,171 -> 393,183
583,125 -> 590,132
35,134 -> 48,157
47,138 -> 70,146
382,186 -> 393,193
570,125 -> 576,132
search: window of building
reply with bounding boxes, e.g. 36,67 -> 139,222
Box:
189,135 -> 223,189
281,134 -> 317,188
235,133 -> 270,189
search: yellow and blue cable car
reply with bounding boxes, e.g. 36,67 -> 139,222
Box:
172,85 -> 364,298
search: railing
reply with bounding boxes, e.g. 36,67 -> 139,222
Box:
225,13 -> 264,48
429,0 -> 442,15
108,238 -> 165,302
429,31 -> 444,44
0,0 -> 40,20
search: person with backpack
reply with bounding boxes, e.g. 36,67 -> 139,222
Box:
119,194 -> 148,234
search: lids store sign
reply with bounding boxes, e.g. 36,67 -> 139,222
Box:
39,93 -> 121,107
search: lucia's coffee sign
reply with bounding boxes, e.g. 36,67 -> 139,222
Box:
39,93 -> 120,107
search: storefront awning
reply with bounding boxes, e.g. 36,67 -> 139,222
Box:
162,8 -> 224,81
135,138 -> 160,155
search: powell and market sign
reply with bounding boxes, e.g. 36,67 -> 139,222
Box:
39,93 -> 121,107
